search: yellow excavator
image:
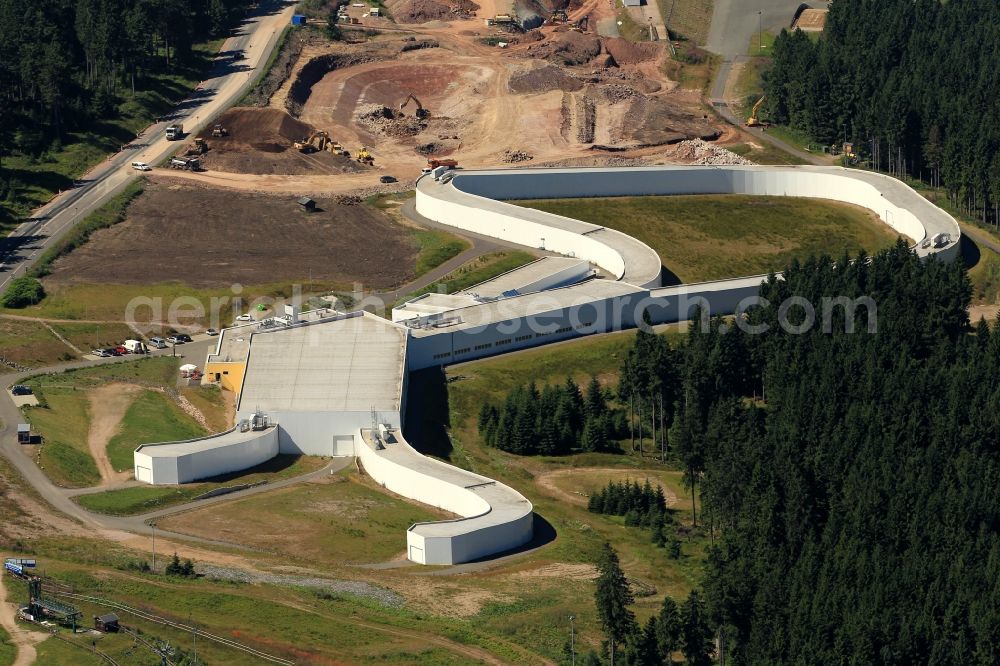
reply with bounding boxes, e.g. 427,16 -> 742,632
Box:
746,96 -> 765,127
356,147 -> 374,165
398,93 -> 429,119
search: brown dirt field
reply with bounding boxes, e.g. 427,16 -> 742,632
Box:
195,108 -> 366,175
46,181 -> 421,290
794,8 -> 828,32
88,383 -> 143,485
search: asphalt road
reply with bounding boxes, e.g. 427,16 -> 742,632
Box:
0,0 -> 298,293
705,0 -> 824,57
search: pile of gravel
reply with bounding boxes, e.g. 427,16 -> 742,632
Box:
500,149 -> 534,163
671,139 -> 755,165
198,564 -> 404,607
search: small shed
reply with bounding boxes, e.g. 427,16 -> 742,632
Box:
94,613 -> 119,633
297,196 -> 316,212
622,0 -> 642,6
291,14 -> 307,26
17,424 -> 30,444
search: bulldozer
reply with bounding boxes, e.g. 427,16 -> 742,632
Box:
185,137 -> 208,156
356,147 -> 374,165
746,96 -> 766,127
398,93 -> 429,119
211,124 -> 229,137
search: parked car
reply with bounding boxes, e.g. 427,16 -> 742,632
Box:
104,347 -> 123,356
176,333 -> 193,343
123,339 -> 148,354
149,337 -> 167,349
130,161 -> 152,171
91,349 -> 112,357
165,336 -> 183,344
11,385 -> 32,396
235,313 -> 253,322
206,328 -> 219,336
114,345 -> 127,355
379,175 -> 397,183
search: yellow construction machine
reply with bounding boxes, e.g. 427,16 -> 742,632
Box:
356,147 -> 374,165
398,93 -> 429,119
295,131 -> 332,153
746,96 -> 765,127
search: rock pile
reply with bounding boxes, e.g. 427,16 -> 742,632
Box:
500,149 -> 534,163
671,139 -> 755,165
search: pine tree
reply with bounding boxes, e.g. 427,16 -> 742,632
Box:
656,596 -> 682,664
594,542 -> 636,663
680,591 -> 712,666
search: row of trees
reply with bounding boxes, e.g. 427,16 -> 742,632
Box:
764,0 -> 1000,224
478,377 -> 625,455
588,480 -> 682,558
588,543 -> 713,666
0,0 -> 252,158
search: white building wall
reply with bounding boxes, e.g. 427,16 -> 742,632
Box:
237,409 -> 404,456
135,427 -> 279,485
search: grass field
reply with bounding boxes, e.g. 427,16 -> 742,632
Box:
26,391 -> 100,488
0,626 -> 15,666
728,141 -> 808,165
412,229 -> 470,275
157,469 -> 449,564
20,357 -> 216,488
512,195 -> 900,282
659,0 -> 714,44
106,389 -> 206,471
75,454 -> 329,515
33,636 -> 104,666
180,384 -> 230,433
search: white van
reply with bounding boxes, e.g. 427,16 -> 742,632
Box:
131,161 -> 152,171
123,339 -> 148,354
148,337 -> 167,349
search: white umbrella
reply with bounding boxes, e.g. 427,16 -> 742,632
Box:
179,364 -> 197,373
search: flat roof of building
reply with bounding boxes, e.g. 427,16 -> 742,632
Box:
138,425 -> 277,458
238,312 -> 406,413
463,256 -> 591,299
207,308 -> 340,365
407,279 -> 645,337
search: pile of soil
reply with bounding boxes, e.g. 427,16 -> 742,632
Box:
508,63 -> 584,93
598,84 -> 637,104
356,104 -> 427,137
46,183 -> 420,290
603,38 -> 662,66
499,149 -> 534,163
624,96 -> 722,146
521,30 -> 544,43
527,31 -> 602,66
387,0 -> 454,23
195,108 -> 364,175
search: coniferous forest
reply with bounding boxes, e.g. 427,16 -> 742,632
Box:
0,0 -> 252,162
532,241 -> 999,664
765,0 -> 1000,224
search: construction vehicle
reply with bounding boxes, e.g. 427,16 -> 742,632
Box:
185,138 -> 208,156
356,147 -> 374,165
211,124 -> 229,137
746,96 -> 765,127
295,131 -> 331,153
427,158 -> 458,170
550,9 -> 567,22
570,14 -> 589,32
170,156 -> 201,171
165,123 -> 184,141
398,93 -> 429,119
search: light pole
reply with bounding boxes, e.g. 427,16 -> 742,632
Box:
569,615 -> 576,666
758,11 -> 763,54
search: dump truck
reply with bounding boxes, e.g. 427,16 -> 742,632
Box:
165,123 -> 184,140
427,158 -> 458,170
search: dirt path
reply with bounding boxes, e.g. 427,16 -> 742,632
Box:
534,466 -> 679,507
0,572 -> 49,666
87,383 -> 143,486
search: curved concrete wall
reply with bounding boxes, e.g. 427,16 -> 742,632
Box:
415,166 -> 962,279
354,430 -> 534,565
134,426 -> 279,485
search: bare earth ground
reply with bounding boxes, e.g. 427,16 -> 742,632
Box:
534,466 -> 680,507
0,573 -> 48,666
87,383 -> 143,485
46,181 -> 421,290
